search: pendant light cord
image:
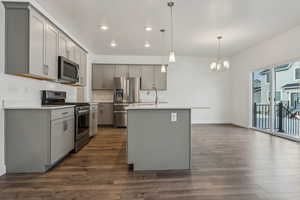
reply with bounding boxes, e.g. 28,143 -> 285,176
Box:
161,29 -> 165,64
170,3 -> 174,51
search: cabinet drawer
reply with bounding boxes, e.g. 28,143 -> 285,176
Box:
51,108 -> 74,120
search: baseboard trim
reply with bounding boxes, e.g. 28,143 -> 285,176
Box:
0,164 -> 6,176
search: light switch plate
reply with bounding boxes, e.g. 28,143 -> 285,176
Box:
171,112 -> 177,122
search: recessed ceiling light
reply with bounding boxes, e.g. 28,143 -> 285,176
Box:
110,40 -> 117,47
145,26 -> 152,31
100,25 -> 109,30
144,41 -> 151,48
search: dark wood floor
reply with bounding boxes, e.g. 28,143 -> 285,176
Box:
1,125 -> 300,200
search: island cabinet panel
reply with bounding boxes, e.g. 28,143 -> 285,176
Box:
92,64 -> 115,89
127,108 -> 191,171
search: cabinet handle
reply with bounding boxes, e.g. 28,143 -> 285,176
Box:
62,112 -> 69,115
63,121 -> 68,132
43,64 -> 49,75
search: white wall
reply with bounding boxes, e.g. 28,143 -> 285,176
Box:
90,55 -> 232,124
0,0 -> 89,176
231,25 -> 300,128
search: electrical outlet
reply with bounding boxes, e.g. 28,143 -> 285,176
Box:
171,112 -> 177,122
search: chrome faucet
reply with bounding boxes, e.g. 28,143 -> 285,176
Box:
153,86 -> 158,104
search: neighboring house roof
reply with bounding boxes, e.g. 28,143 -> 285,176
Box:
274,64 -> 291,72
259,64 -> 291,75
282,83 -> 300,90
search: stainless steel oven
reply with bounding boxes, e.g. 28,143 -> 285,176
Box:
58,56 -> 79,83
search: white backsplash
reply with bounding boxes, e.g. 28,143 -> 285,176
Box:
92,90 -> 168,103
92,90 -> 114,102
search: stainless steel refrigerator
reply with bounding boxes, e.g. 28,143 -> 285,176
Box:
113,77 -> 140,127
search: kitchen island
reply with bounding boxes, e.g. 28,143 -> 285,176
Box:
127,104 -> 191,171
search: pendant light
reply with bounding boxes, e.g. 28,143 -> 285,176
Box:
160,29 -> 167,73
210,36 -> 230,71
168,1 -> 176,63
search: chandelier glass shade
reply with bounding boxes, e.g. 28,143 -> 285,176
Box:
210,36 -> 230,71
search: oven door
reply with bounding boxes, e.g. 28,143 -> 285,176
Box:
58,56 -> 79,83
76,107 -> 90,140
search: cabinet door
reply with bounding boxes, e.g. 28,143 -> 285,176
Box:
141,66 -> 155,90
67,39 -> 75,61
103,103 -> 114,124
79,49 -> 87,86
73,45 -> 81,65
129,65 -> 142,77
50,117 -> 74,164
115,65 -> 128,77
64,117 -> 75,153
154,66 -> 167,90
92,65 -> 115,89
29,9 -> 45,77
45,23 -> 59,80
98,103 -> 113,125
50,118 -> 66,164
59,32 -> 68,58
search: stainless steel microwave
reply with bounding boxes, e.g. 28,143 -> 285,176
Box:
58,56 -> 79,83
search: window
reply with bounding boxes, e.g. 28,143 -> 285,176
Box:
275,91 -> 281,102
295,68 -> 300,80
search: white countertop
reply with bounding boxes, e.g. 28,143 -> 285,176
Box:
92,101 -> 114,104
126,103 -> 191,110
4,105 -> 75,110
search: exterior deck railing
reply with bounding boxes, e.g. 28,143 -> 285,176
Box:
253,103 -> 300,137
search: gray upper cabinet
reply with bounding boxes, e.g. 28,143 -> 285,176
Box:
58,33 -> 69,58
29,8 -> 46,78
154,66 -> 167,90
45,22 -> 59,80
92,64 -> 115,89
79,49 -> 87,86
141,65 -> 167,90
3,2 -> 87,84
115,65 -> 128,77
91,64 -> 167,90
129,65 -> 142,77
141,66 -> 155,90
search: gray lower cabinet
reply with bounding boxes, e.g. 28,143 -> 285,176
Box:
5,107 -> 75,173
89,104 -> 98,136
98,103 -> 114,125
92,65 -> 115,89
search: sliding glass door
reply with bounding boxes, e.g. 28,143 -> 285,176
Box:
274,63 -> 300,138
252,69 -> 272,132
252,62 -> 300,139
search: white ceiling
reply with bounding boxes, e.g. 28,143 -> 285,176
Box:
36,0 -> 300,57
